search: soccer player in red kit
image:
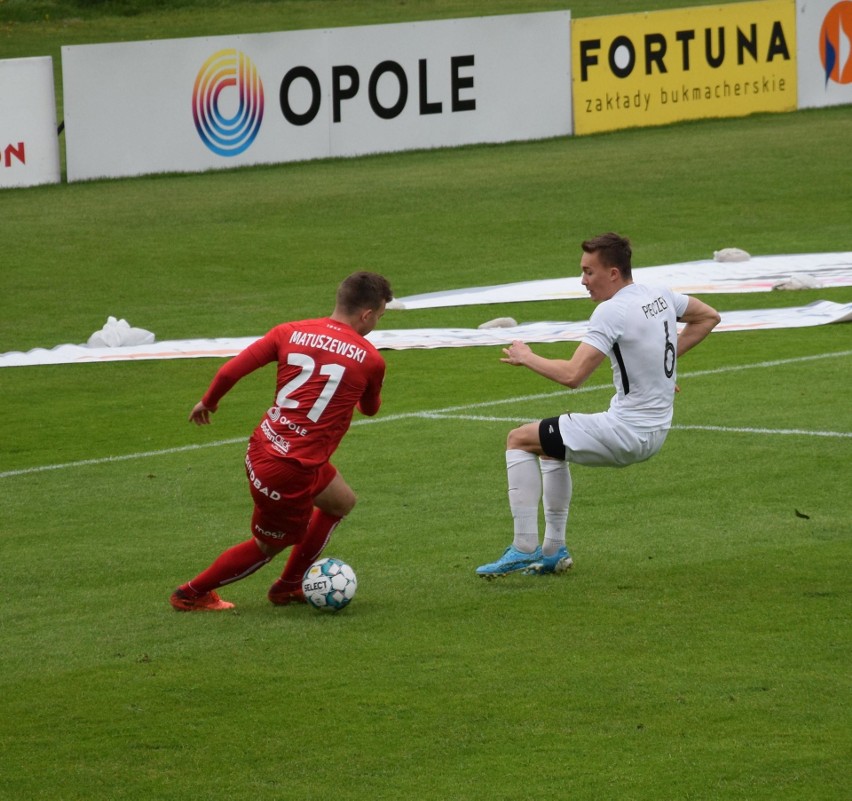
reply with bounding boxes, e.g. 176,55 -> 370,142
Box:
170,271 -> 393,611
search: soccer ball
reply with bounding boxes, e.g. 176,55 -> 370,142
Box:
302,557 -> 357,612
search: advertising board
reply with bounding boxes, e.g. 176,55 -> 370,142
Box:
62,12 -> 572,182
0,57 -> 61,189
797,0 -> 852,107
572,0 -> 797,135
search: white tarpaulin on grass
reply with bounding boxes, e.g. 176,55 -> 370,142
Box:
394,252 -> 852,309
2,301 -> 850,367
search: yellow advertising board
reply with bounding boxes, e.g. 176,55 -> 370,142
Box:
572,0 -> 797,135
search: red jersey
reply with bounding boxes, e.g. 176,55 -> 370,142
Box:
202,317 -> 385,468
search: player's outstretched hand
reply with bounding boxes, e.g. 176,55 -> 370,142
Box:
189,401 -> 216,425
501,340 -> 532,366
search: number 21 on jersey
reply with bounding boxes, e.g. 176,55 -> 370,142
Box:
276,353 -> 345,422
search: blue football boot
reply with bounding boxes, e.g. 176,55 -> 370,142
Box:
525,546 -> 573,575
476,545 -> 542,579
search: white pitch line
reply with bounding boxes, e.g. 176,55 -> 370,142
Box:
2,349 -> 850,479
677,348 -> 852,379
672,424 -> 852,438
420,414 -> 852,438
356,348 -> 852,423
0,438 -> 247,479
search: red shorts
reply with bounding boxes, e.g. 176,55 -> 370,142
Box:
244,441 -> 337,547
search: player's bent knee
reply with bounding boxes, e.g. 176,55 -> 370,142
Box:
333,493 -> 357,517
506,423 -> 541,453
506,427 -> 523,449
254,537 -> 287,557
316,479 -> 357,517
334,485 -> 357,517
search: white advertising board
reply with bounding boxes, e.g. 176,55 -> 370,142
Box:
62,12 -> 572,182
0,57 -> 61,189
797,0 -> 852,108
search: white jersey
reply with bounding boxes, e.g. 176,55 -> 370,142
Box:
582,283 -> 689,430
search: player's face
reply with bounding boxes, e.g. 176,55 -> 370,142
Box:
580,251 -> 619,303
358,302 -> 386,335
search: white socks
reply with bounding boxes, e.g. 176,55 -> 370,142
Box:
506,449 -> 540,552
541,458 -> 571,556
506,449 -> 571,556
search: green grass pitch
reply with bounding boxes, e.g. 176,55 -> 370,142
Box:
1,2 -> 850,800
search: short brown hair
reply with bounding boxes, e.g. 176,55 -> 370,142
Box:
582,233 -> 632,279
336,271 -> 393,314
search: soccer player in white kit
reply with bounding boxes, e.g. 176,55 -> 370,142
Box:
476,233 -> 721,578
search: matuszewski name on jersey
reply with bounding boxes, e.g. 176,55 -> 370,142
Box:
289,330 -> 367,363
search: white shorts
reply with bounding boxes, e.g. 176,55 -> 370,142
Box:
544,411 -> 668,467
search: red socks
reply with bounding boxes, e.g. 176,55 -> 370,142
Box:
180,511 -> 343,598
182,538 -> 271,597
276,510 -> 342,591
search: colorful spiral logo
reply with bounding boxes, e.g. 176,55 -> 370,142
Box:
820,1 -> 852,86
192,49 -> 264,156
